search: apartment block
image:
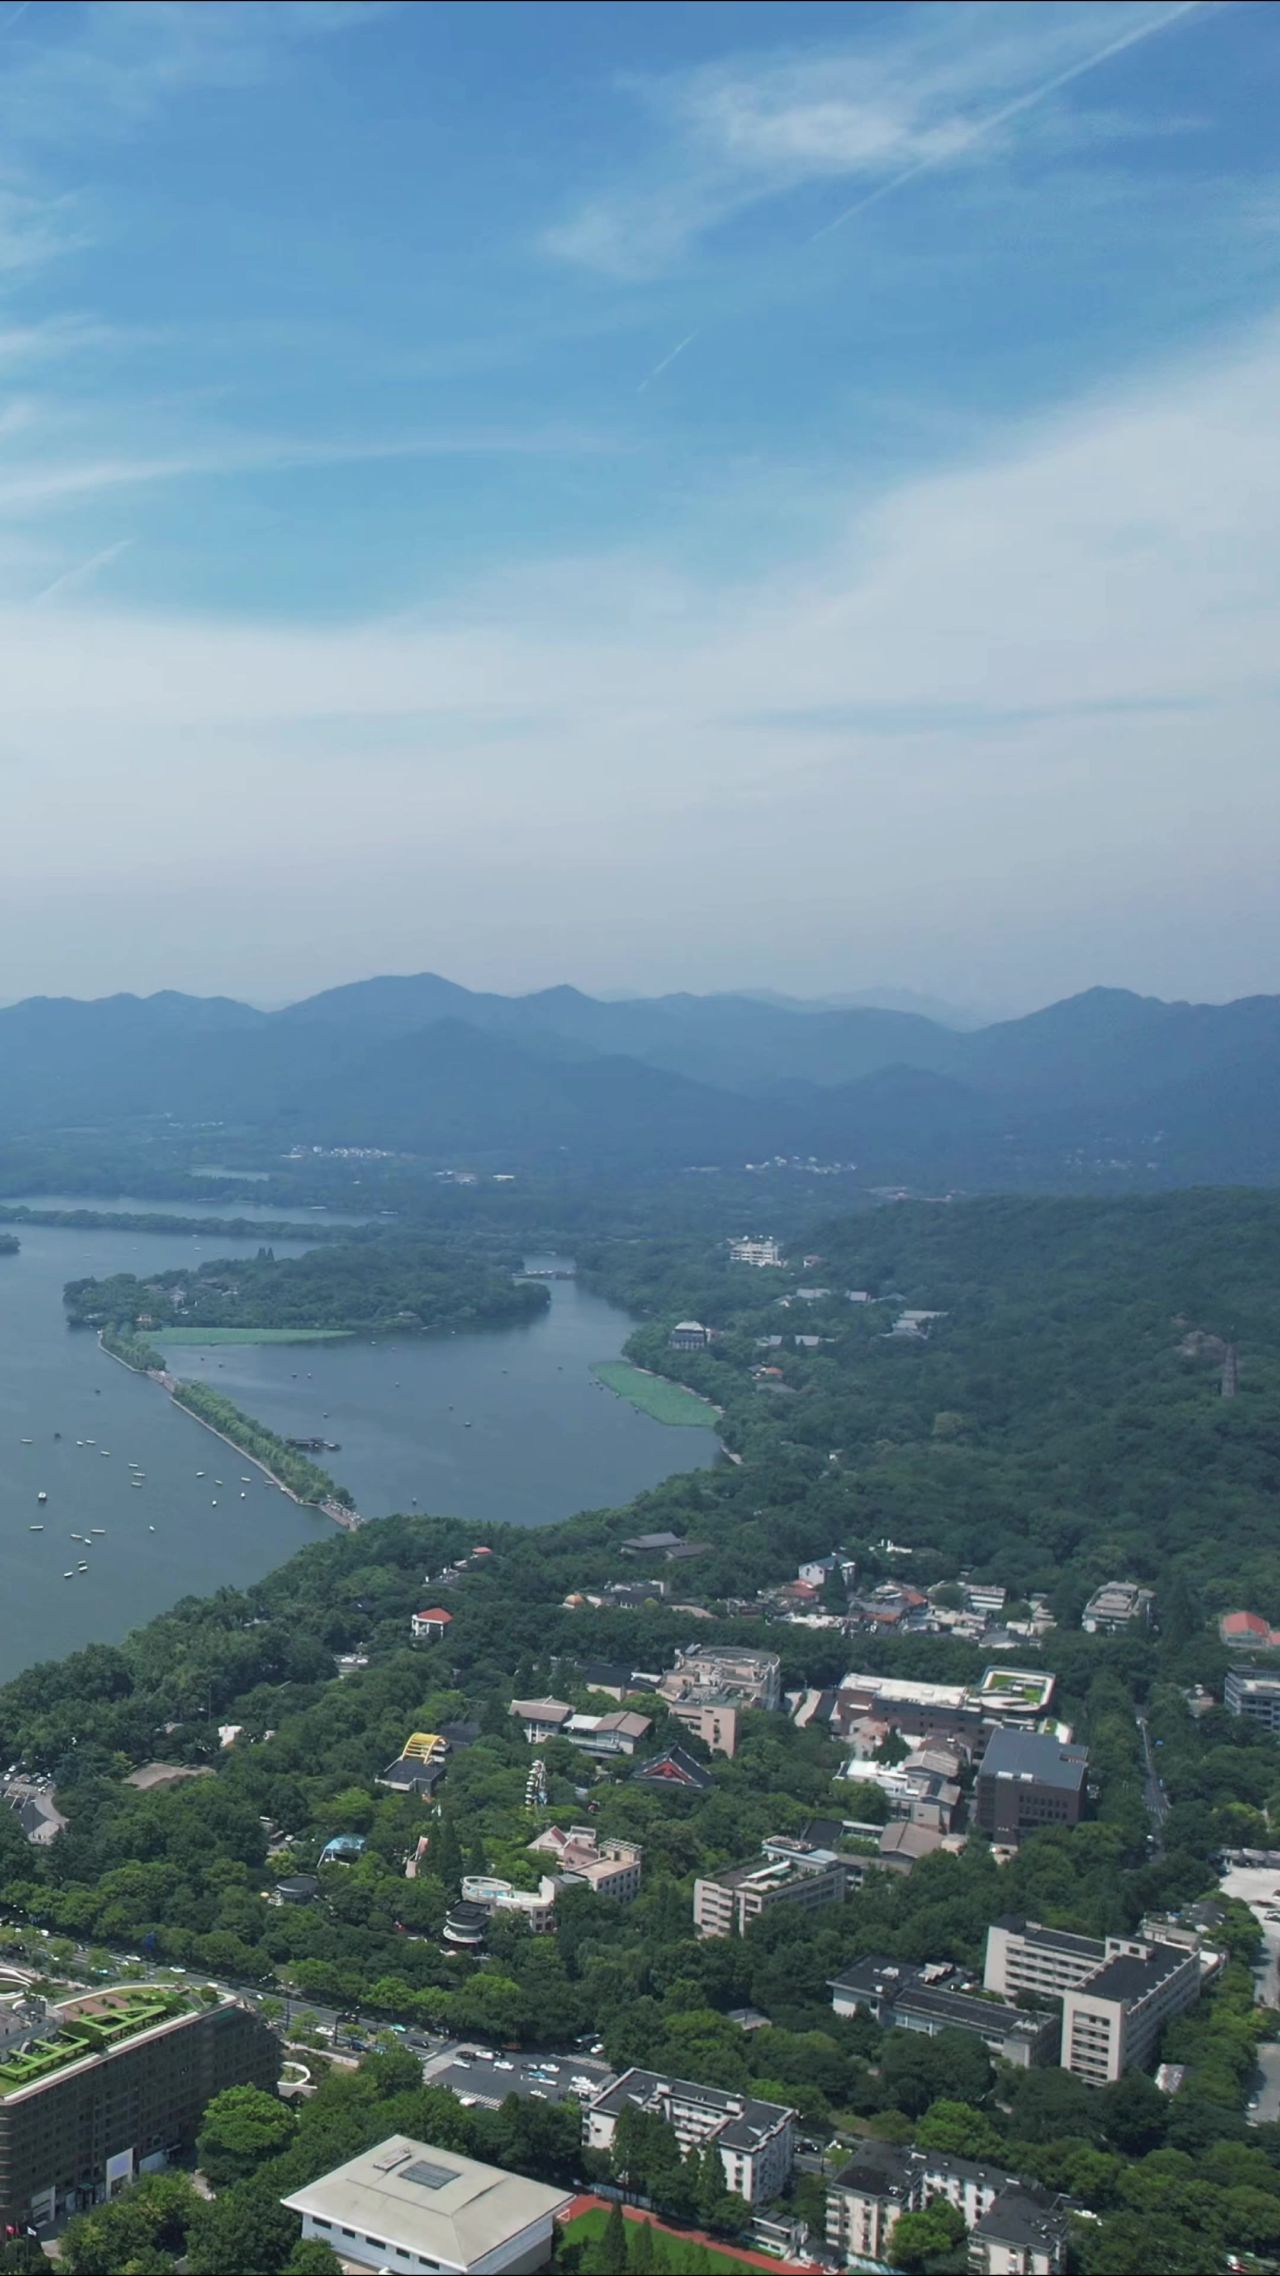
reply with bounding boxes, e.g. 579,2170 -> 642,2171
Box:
984,1917 -> 1107,2001
694,1838 -> 847,1938
583,2070 -> 794,2206
826,2144 -> 1071,2276
0,1986 -> 278,2233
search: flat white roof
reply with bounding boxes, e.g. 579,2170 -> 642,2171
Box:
283,2134 -> 571,2270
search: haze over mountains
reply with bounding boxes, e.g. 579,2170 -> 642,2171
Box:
2,973 -> 1278,1187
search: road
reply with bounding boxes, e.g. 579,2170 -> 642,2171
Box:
1135,1713 -> 1170,1851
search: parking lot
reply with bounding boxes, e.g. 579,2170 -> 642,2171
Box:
422,2044 -> 615,2110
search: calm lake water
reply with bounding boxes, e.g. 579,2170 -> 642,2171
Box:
0,1229 -> 716,1681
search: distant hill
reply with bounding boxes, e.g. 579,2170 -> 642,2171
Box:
1,971 -> 1279,1184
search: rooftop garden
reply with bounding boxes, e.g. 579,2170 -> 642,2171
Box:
0,1988 -> 189,2096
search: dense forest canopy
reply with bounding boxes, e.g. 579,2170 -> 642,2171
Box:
64,1235 -> 549,1335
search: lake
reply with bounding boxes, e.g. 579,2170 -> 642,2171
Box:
0,1227 -> 717,1682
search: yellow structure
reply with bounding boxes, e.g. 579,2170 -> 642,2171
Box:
402,1732 -> 448,1763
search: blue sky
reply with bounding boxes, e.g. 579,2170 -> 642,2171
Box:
0,0 -> 1277,1008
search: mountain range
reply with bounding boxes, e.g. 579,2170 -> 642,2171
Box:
2,973 -> 1278,1185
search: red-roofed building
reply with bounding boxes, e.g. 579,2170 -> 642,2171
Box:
1220,1610 -> 1280,1649
411,1608 -> 454,1643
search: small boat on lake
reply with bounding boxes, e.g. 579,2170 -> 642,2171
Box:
36,1491 -> 47,1504
28,1525 -> 43,1532
91,1528 -> 105,1535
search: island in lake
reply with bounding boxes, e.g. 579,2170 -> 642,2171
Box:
63,1235 -> 549,1340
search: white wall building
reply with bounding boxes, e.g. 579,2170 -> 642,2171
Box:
583,2069 -> 794,2206
282,2134 -> 572,2276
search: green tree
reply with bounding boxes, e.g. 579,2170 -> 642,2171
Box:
916,2100 -> 1005,2161
284,2242 -> 344,2275
196,2084 -> 296,2188
888,2200 -> 966,2271
186,2188 -> 300,2276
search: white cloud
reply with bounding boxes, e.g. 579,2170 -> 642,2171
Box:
0,312 -> 1275,983
541,2 -> 1205,277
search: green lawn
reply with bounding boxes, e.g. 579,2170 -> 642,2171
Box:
557,2209 -> 762,2272
157,1326 -> 353,1345
592,1361 -> 717,1428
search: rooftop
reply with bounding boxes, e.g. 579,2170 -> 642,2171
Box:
0,1987 -> 196,2099
1075,1942 -> 1191,2004
589,2067 -> 793,2146
979,1728 -> 1088,1793
283,2134 -> 571,2267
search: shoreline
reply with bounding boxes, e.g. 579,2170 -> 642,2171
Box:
98,1332 -> 363,1531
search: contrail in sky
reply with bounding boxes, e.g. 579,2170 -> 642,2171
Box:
808,0 -> 1208,243
31,537 -> 134,607
637,332 -> 698,393
0,4 -> 30,29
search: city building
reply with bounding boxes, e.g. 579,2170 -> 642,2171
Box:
378,1751 -> 447,1800
694,1838 -> 847,1938
459,1876 -> 559,1933
975,1729 -> 1088,1844
826,2144 -> 1071,2274
656,1644 -> 781,1760
1081,1581 -> 1155,1635
1225,1664 -> 1280,1730
829,1959 -> 1056,2068
283,2133 -> 572,2276
728,1237 -> 784,1268
508,1699 -> 573,1744
619,1531 -> 709,1563
631,1745 -> 713,1795
410,1607 -> 453,1644
1220,1610 -> 1280,1650
527,1824 -> 643,1900
1060,1941 -> 1203,2086
984,1919 -> 1209,2083
669,1321 -> 710,1351
0,1987 -> 277,2233
877,1822 -> 948,1873
583,2070 -> 794,2206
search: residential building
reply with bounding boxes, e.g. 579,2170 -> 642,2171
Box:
459,1875 -> 559,1933
410,1608 -> 453,1644
1225,1664 -> 1280,1730
553,1659 -> 659,1702
509,1699 -> 653,1756
1081,1580 -> 1155,1635
668,1321 -> 710,1351
826,2145 -> 1070,2275
0,1987 -> 277,2233
1220,1610 -> 1280,1650
273,1874 -> 321,1906
694,1838 -> 847,1938
797,1552 -> 855,1589
728,1237 -> 784,1268
984,1920 -> 1208,2083
528,1824 -> 643,1900
829,1959 -> 1056,2068
508,1698 -> 573,1744
583,2070 -> 794,2206
971,2189 -> 1075,2274
283,2133 -> 572,2276
631,1745 -> 713,1794
975,1729 -> 1088,1844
